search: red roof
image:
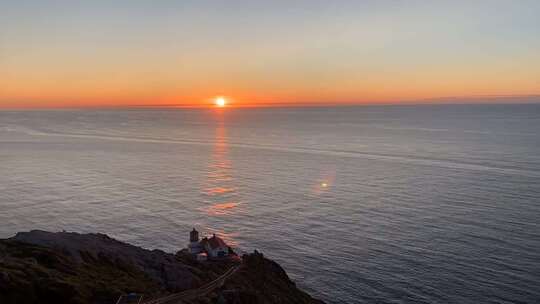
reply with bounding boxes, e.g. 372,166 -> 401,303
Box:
202,234 -> 227,250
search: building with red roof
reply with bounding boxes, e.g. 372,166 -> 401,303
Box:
187,229 -> 229,259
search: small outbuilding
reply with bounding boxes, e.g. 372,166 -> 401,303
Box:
196,252 -> 208,261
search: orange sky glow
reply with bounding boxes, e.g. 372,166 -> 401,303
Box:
1,1 -> 539,108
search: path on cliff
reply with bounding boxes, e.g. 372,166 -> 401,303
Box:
142,264 -> 241,304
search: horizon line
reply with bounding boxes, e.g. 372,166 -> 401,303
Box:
1,94 -> 539,110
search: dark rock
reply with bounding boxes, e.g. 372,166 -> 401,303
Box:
12,230 -> 194,291
1,230 -> 325,304
206,251 -> 325,304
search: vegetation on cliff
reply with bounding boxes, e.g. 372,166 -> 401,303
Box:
0,230 -> 324,304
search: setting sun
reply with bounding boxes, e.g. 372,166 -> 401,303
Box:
215,97 -> 227,107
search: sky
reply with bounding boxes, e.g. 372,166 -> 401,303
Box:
1,0 -> 540,108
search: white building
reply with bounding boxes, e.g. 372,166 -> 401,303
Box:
187,228 -> 229,259
200,234 -> 229,258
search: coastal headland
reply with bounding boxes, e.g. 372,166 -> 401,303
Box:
0,230 -> 324,304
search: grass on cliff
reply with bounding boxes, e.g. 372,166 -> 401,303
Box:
0,240 -> 161,304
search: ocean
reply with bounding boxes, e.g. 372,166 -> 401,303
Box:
1,104 -> 539,303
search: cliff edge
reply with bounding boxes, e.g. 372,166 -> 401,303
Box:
0,230 -> 324,304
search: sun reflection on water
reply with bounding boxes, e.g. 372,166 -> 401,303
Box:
201,201 -> 241,216
204,186 -> 236,195
200,116 -> 242,218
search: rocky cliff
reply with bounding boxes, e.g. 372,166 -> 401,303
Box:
0,230 -> 324,304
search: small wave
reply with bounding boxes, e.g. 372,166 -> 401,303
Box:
11,127 -> 540,178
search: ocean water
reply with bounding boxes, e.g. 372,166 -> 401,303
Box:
1,104 -> 539,303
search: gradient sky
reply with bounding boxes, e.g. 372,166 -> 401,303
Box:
1,0 -> 540,108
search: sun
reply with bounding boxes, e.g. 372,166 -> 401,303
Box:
214,97 -> 227,107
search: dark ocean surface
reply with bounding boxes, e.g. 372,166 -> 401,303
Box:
1,104 -> 539,303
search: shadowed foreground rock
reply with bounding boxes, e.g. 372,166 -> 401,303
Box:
0,230 -> 325,304
210,251 -> 326,304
